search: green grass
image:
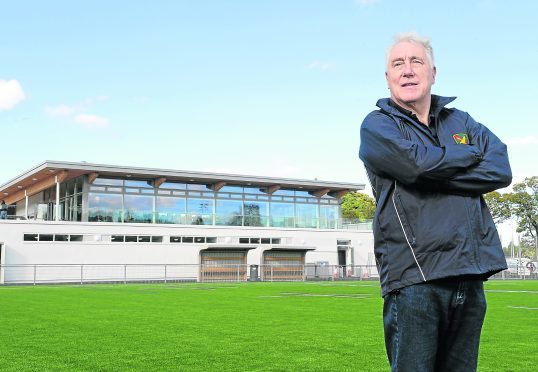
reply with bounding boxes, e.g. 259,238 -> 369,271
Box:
0,280 -> 536,371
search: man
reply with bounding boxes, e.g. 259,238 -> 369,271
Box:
0,200 -> 7,219
359,33 -> 511,372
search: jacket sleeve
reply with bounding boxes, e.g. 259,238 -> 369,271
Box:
359,111 -> 483,185
443,114 -> 512,195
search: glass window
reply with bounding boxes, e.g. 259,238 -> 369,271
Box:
261,238 -> 270,244
182,236 -> 194,243
206,237 -> 217,243
271,238 -> 281,244
243,187 -> 265,195
107,187 -> 123,193
187,184 -> 212,191
151,236 -> 163,243
70,235 -> 83,242
215,200 -> 242,226
124,194 -> 153,223
270,202 -> 294,227
320,205 -> 338,229
88,193 -> 123,222
111,235 -> 125,242
125,179 -> 152,188
170,236 -> 181,243
160,182 -> 186,190
93,178 -> 123,186
243,201 -> 268,227
219,185 -> 244,193
156,196 -> 186,224
296,203 -> 318,228
187,198 -> 213,225
194,237 -> 205,243
24,233 -> 38,241
125,235 -> 137,242
138,236 -> 151,242
40,234 -> 54,241
54,234 -> 69,241
239,238 -> 249,244
271,189 -> 295,196
295,190 -> 310,197
250,238 -> 260,244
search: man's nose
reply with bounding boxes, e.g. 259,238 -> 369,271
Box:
402,62 -> 414,77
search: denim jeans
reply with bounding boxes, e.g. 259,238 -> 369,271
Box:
383,279 -> 487,372
0,210 -> 6,219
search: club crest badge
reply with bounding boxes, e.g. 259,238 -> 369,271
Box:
452,133 -> 469,144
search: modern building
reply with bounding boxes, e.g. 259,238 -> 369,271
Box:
0,161 -> 375,284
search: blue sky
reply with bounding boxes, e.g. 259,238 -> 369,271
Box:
1,0 -> 537,193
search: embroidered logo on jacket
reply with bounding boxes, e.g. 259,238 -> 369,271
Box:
452,133 -> 469,144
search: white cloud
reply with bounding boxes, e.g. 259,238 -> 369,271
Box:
45,104 -> 76,117
74,114 -> 109,129
0,79 -> 26,110
307,60 -> 336,71
505,136 -> 538,146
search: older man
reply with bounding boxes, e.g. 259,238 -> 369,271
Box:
359,33 -> 511,371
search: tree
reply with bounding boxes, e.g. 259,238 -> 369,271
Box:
509,177 -> 538,259
341,192 -> 375,220
483,191 -> 511,223
485,177 -> 538,259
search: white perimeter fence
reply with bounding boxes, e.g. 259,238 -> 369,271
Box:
0,264 -> 379,285
0,264 -> 535,285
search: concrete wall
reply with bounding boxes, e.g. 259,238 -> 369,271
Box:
0,220 -> 374,268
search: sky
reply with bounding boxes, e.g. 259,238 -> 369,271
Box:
1,0 -> 537,195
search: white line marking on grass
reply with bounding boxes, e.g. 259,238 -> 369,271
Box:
486,290 -> 538,294
508,306 -> 538,310
279,292 -> 370,299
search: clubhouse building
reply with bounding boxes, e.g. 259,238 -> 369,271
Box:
0,161 -> 374,284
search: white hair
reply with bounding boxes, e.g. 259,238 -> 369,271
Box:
386,32 -> 435,66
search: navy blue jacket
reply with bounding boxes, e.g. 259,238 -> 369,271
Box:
359,95 -> 512,296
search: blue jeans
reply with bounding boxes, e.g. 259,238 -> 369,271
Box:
383,279 -> 487,372
0,210 -> 6,219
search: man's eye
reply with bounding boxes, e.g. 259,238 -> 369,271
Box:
412,59 -> 423,64
393,62 -> 403,67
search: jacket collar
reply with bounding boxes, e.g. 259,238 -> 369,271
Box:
376,95 -> 456,118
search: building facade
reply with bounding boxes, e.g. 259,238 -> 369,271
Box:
0,161 -> 374,284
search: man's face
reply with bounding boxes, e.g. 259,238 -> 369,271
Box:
386,41 -> 436,108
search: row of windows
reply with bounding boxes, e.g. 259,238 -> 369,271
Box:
92,177 -> 337,199
239,237 -> 281,244
23,233 -> 282,245
88,186 -> 338,204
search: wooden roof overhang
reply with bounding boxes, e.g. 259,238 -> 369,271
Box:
0,161 -> 365,205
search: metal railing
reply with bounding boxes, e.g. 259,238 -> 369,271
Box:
3,264 -> 531,286
0,264 -> 379,285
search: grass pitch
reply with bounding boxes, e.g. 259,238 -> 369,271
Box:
0,280 -> 536,371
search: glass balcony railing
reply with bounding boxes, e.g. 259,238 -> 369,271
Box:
83,209 -> 373,230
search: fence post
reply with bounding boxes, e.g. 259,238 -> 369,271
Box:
80,264 -> 83,285
33,264 -> 37,285
164,264 -> 167,284
271,265 -> 273,282
124,265 -> 127,284
237,264 -> 240,282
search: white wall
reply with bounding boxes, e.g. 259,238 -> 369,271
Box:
0,220 -> 375,283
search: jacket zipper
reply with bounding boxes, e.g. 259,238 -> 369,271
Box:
391,181 -> 427,281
